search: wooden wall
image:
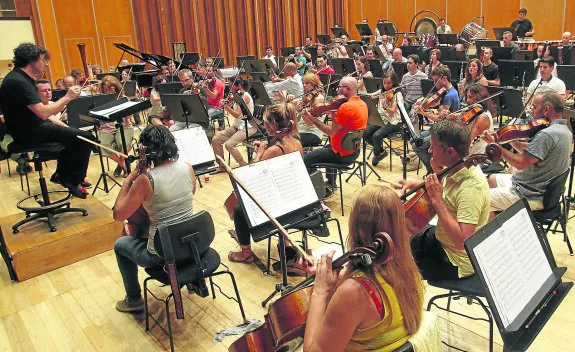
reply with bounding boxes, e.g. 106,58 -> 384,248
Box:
343,0 -> 570,44
131,0 -> 344,68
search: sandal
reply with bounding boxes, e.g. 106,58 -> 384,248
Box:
228,250 -> 255,263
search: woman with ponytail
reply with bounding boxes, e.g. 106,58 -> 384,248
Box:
228,102 -> 303,263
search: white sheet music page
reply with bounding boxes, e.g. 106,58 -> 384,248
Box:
171,127 -> 215,166
233,152 -> 318,227
473,208 -> 553,328
92,101 -> 140,117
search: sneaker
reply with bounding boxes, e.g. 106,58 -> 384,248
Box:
406,154 -> 420,172
81,180 -> 92,189
62,182 -> 88,199
371,150 -> 388,166
115,296 -> 145,313
113,165 -> 122,178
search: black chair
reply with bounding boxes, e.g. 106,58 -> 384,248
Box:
311,129 -> 364,215
143,211 -> 247,352
532,169 -> 574,256
426,274 -> 494,352
8,142 -> 88,233
0,121 -> 12,177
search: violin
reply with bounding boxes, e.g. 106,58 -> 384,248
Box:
401,144 -> 501,234
492,118 -> 550,144
122,145 -> 150,237
417,87 -> 446,111
307,96 -> 348,116
228,233 -> 395,352
447,104 -> 483,124
301,91 -> 319,108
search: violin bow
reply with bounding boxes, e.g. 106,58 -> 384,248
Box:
215,155 -> 314,264
77,135 -> 129,158
447,90 -> 504,117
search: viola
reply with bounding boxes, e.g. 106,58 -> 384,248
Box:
493,118 -> 550,144
401,144 -> 501,234
308,96 -> 348,116
122,145 -> 150,237
457,104 -> 483,124
418,87 -> 446,111
228,233 -> 395,352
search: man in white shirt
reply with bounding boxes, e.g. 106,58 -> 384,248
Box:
436,18 -> 452,34
534,44 -> 557,78
264,63 -> 304,102
262,45 -> 277,67
525,57 -> 566,105
337,35 -> 350,58
378,35 -> 393,60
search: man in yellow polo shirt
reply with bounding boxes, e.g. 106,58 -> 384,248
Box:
400,119 -> 490,280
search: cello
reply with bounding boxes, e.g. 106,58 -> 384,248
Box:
401,144 -> 502,233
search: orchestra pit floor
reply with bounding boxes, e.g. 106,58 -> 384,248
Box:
0,141 -> 574,352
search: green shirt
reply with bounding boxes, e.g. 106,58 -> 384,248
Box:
435,166 -> 490,277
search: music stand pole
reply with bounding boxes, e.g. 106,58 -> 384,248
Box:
402,124 -> 409,179
91,120 -> 121,195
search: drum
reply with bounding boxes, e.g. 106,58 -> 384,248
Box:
459,22 -> 487,46
414,17 -> 437,38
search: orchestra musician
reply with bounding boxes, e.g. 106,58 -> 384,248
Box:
70,68 -> 85,85
378,35 -> 393,60
360,18 -> 371,44
481,47 -> 500,86
436,18 -> 452,34
315,55 -> 335,75
264,62 -> 304,102
212,77 -> 257,168
463,84 -> 495,155
401,54 -> 428,111
400,119 -> 491,281
200,67 -> 225,130
355,56 -> 373,95
228,103 -> 303,263
412,65 -> 461,174
91,64 -> 103,76
525,57 -> 566,104
534,44 -> 558,78
113,125 -> 196,313
423,48 -> 442,77
302,77 -> 368,196
289,73 -> 326,148
561,32 -> 572,46
482,92 -> 571,214
502,31 -> 519,54
62,75 -> 76,89
148,75 -> 170,127
262,45 -> 277,67
98,75 -> 134,178
364,72 -> 403,166
458,58 -> 488,97
302,185 -> 424,351
55,78 -> 66,90
0,43 -> 93,198
336,35 -> 350,58
364,47 -> 376,61
511,8 -> 535,39
294,47 -> 308,76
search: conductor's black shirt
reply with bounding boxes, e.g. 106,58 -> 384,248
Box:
0,67 -> 44,139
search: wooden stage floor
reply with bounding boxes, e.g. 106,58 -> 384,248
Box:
0,148 -> 573,351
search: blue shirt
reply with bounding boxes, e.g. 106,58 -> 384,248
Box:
442,86 -> 460,112
296,55 -> 307,75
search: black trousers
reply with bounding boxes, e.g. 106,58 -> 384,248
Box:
410,226 -> 459,281
300,133 -> 322,148
13,123 -> 94,185
303,144 -> 357,187
363,123 -> 402,156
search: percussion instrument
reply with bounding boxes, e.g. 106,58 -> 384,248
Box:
420,33 -> 438,48
459,21 -> 487,47
414,17 -> 437,38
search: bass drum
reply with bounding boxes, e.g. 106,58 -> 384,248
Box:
414,17 -> 437,38
459,21 -> 487,47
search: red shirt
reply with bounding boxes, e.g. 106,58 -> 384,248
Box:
331,96 -> 368,156
207,78 -> 224,109
317,66 -> 336,75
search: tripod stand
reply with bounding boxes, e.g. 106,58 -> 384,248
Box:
346,138 -> 381,185
90,120 -> 121,195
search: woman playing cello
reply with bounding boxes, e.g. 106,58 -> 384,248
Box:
303,185 -> 423,351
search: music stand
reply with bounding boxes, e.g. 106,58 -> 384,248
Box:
249,81 -> 273,106
157,82 -> 184,102
330,27 -> 349,38
66,94 -> 116,130
377,23 -> 396,37
354,95 -> 384,182
398,45 -> 420,58
513,50 -> 535,61
209,57 -> 224,68
355,23 -> 373,36
493,27 -> 518,41
316,35 -> 331,45
368,60 -> 384,78
345,44 -> 365,58
557,65 -> 575,90
122,80 -> 137,97
51,89 -> 67,102
250,72 -> 271,83
181,52 -> 200,66
281,47 -> 295,57
318,73 -> 342,98
397,97 -> 420,179
163,94 -> 210,130
437,46 -> 456,61
465,199 -> 572,351
371,46 -> 385,60
437,33 -> 458,46
443,60 -> 466,81
363,77 -> 382,93
475,40 -> 502,49
499,87 -> 525,123
498,60 -> 536,87
391,62 -> 408,82
420,79 -> 435,96
237,55 -> 256,70
305,46 -> 318,63
491,47 -> 514,64
330,58 -> 356,75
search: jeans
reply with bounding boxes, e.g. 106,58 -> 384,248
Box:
303,144 -> 358,187
208,107 -> 224,127
411,130 -> 432,174
410,226 -> 459,281
114,236 -> 164,299
363,123 -> 402,156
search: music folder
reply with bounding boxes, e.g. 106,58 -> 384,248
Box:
355,23 -> 373,36
171,127 -> 216,175
330,27 -> 349,38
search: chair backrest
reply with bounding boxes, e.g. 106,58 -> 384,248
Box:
153,210 -> 215,265
542,169 -> 570,210
309,170 -> 326,200
341,129 -> 364,153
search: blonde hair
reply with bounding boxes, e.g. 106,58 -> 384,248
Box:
264,102 -> 297,137
347,185 -> 423,334
101,75 -> 123,95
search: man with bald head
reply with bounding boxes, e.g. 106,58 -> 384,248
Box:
264,62 -> 304,101
62,75 -> 76,89
562,32 -> 572,46
301,76 -> 368,195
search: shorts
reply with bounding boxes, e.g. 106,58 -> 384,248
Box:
99,128 -> 134,157
490,173 -> 543,211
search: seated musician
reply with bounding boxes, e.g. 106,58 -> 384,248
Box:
534,45 -> 558,78
228,103 -> 303,263
401,54 -> 427,112
294,47 -> 308,76
315,55 -> 335,75
464,84 -> 495,155
91,64 -> 103,76
378,35 -> 393,60
62,75 -> 76,89
502,31 -> 519,54
0,43 -> 92,198
264,63 -> 304,102
98,75 -> 134,178
562,31 -> 572,46
482,92 -> 572,214
148,75 -> 170,126
436,18 -> 452,34
262,45 -> 277,67
55,78 -> 66,90
355,56 -> 373,95
212,77 -> 258,168
302,77 -> 368,196
70,68 -> 85,85
199,67 -> 225,131
113,125 -> 196,312
120,69 -> 130,82
337,35 -> 350,58
412,65 -> 460,174
401,120 -> 490,280
458,58 -> 488,96
481,47 -> 500,86
423,49 -> 442,77
364,72 -> 403,166
383,48 -> 407,74
525,57 -> 566,103
289,73 -> 326,148
303,185 -> 424,351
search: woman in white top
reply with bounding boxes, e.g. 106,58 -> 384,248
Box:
364,72 -> 404,166
355,56 -> 373,95
289,73 -> 326,147
424,49 -> 442,76
462,84 -> 494,155
212,77 -> 257,168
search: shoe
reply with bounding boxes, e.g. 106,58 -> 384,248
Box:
16,157 -> 30,176
115,297 -> 145,313
113,165 -> 122,177
50,172 -> 62,185
81,180 -> 92,189
406,155 -> 420,172
324,186 -> 334,199
311,226 -> 330,237
228,249 -> 255,263
371,150 -> 388,166
62,182 -> 88,199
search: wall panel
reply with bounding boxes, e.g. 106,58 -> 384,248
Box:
565,0 -> 575,36
522,0 -> 564,41
446,0 -> 481,38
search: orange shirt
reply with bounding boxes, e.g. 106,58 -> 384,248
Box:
331,96 -> 368,156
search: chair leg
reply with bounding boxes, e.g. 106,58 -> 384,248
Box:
144,278 -> 151,332
165,294 -> 175,352
339,171 -> 344,216
209,276 -> 216,299
559,218 -> 574,255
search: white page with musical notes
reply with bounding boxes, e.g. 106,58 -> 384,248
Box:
91,101 -> 140,117
171,127 -> 215,166
473,208 -> 553,328
233,152 -> 318,227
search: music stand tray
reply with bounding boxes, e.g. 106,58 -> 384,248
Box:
318,74 -> 342,98
437,33 -> 458,46
330,27 -> 349,38
330,58 -> 355,75
377,23 -> 396,37
368,60 -> 384,78
475,40 -> 502,49
391,62 -> 408,82
364,77 -> 382,93
162,94 -> 209,129
355,23 -> 373,36
180,52 -> 200,66
493,27 -> 518,41
398,46 -> 420,59
491,47 -> 514,63
281,47 -> 295,57
123,81 -> 137,97
67,94 -> 116,129
236,56 -> 256,70
316,35 -> 331,45
250,72 -> 271,83
51,89 -> 67,102
557,65 -> 575,90
443,60 -> 466,81
249,81 -> 273,106
498,60 -> 536,87
513,50 -> 535,61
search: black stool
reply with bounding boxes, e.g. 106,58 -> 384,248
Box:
9,143 -> 88,233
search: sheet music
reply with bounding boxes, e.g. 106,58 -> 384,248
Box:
171,127 -> 215,166
92,101 -> 140,117
473,208 -> 553,328
233,152 -> 318,227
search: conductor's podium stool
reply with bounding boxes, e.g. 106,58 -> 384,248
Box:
8,142 -> 87,233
